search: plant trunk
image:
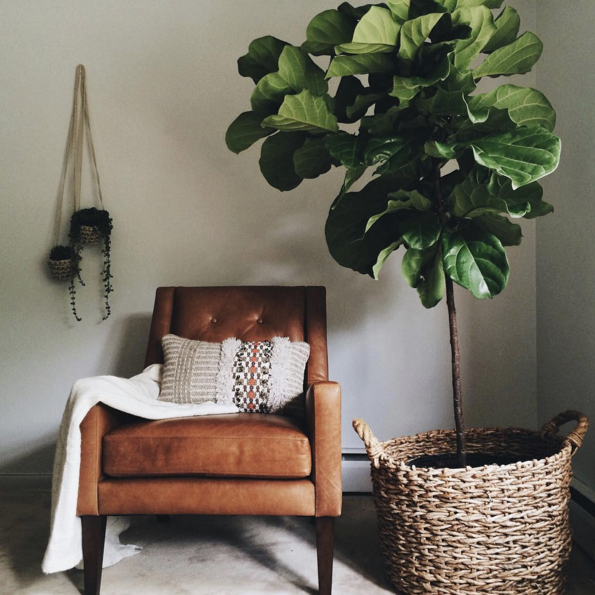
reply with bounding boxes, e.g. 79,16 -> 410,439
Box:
445,276 -> 467,466
432,159 -> 467,466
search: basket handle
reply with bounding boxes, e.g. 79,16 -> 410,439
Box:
541,410 -> 589,455
353,418 -> 385,468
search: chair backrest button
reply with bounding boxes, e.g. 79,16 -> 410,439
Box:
257,318 -> 263,324
211,318 -> 217,324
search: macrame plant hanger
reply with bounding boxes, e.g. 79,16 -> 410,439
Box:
48,65 -> 113,322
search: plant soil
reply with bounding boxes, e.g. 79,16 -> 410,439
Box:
408,452 -> 521,469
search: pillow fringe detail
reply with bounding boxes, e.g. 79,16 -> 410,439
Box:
268,337 -> 293,413
216,338 -> 240,405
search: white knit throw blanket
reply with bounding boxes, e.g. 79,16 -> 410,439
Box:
42,365 -> 238,574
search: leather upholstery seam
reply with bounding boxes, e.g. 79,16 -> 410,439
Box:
94,408 -> 100,514
104,436 -> 310,442
102,471 -> 312,478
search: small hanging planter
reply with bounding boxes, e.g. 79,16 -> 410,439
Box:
69,207 -> 114,320
48,245 -> 80,281
48,65 -> 114,321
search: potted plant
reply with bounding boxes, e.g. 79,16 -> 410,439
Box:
48,244 -> 80,281
225,1 -> 588,592
69,207 -> 114,320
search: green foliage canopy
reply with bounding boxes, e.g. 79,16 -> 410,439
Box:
226,0 -> 560,309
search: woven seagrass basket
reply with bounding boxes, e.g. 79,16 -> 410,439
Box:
48,257 -> 76,281
78,225 -> 101,244
353,410 -> 589,595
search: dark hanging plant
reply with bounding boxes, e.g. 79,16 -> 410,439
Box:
69,207 -> 114,321
48,244 -> 81,282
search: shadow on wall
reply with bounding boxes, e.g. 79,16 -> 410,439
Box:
0,315 -> 152,477
0,434 -> 57,475
100,313 -> 154,377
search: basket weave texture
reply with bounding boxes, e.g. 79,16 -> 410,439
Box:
48,258 -> 76,281
353,410 -> 589,595
78,225 -> 101,245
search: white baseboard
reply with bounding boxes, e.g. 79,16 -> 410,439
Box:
342,452 -> 373,493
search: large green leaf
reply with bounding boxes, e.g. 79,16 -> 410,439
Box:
338,2 -> 380,19
474,32 -> 543,79
364,136 -> 411,166
417,89 -> 470,117
451,6 -> 496,71
487,175 -> 553,219
225,111 -> 275,154
387,0 -> 411,23
325,132 -> 365,168
326,54 -> 397,78
263,90 -> 339,133
442,63 -> 477,94
400,212 -> 442,249
427,127 -> 561,189
390,56 -> 450,101
443,228 -> 509,299
346,92 -> 387,120
472,214 -> 522,247
278,46 -> 328,95
259,133 -> 306,191
361,106 -> 402,135
467,85 -> 556,132
417,247 -> 446,308
293,137 -> 333,179
373,241 -> 403,279
467,128 -> 561,189
325,178 -> 403,277
303,9 -> 356,56
238,36 -> 289,83
366,189 -> 432,231
483,6 -> 520,53
337,7 -> 401,55
402,247 -> 435,288
449,175 -> 531,218
250,72 -> 293,116
436,0 -> 504,9
333,77 -> 365,123
398,13 -> 445,62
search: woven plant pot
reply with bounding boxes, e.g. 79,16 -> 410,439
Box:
48,257 -> 76,281
353,410 -> 589,595
78,225 -> 101,245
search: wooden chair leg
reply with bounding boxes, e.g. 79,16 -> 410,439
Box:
82,515 -> 107,595
315,517 -> 334,595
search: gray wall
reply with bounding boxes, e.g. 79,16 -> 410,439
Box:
536,1 -> 595,492
1,1 -> 539,474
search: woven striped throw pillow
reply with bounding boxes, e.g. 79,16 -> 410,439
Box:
158,334 -> 310,415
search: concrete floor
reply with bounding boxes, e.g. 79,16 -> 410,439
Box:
1,486 -> 595,595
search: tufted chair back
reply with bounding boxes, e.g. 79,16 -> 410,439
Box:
144,286 -> 328,386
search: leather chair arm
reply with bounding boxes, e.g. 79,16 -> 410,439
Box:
77,403 -> 132,516
306,381 -> 342,517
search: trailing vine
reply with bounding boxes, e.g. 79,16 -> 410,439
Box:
68,207 -> 113,321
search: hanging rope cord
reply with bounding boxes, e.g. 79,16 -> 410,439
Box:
54,67 -> 81,245
80,66 -> 105,211
53,65 -> 104,245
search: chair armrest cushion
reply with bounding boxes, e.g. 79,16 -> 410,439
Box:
77,404 -> 132,516
306,381 -> 342,517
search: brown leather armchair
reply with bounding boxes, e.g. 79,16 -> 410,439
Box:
77,286 -> 342,594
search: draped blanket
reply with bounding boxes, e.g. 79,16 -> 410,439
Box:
42,365 -> 238,573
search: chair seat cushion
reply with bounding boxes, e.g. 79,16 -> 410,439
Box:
102,414 -> 312,479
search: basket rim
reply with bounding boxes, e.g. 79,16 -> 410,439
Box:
373,425 -> 571,476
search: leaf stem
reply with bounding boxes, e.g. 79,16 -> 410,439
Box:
432,158 -> 467,467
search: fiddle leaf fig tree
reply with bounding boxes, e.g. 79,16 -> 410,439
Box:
226,0 -> 560,466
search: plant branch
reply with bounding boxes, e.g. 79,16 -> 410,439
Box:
432,158 -> 467,466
